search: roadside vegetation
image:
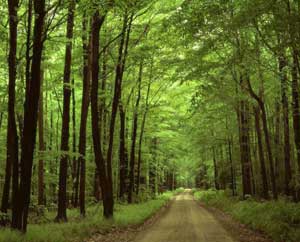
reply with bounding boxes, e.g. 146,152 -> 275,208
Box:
0,192 -> 173,242
194,190 -> 300,242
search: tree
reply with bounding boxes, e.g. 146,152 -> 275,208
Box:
11,0 -> 46,231
56,0 -> 76,222
128,60 -> 143,203
2,0 -> 19,214
38,70 -> 45,205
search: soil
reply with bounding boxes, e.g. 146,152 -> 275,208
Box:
86,190 -> 273,242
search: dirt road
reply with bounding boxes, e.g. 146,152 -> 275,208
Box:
133,190 -> 235,242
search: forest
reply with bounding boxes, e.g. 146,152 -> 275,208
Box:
0,0 -> 300,241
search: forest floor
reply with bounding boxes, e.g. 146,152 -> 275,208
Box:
89,190 -> 275,242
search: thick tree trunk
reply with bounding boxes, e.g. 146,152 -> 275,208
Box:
11,0 -> 46,231
2,0 -> 19,214
56,0 -> 76,222
128,61 -> 143,203
253,106 -> 269,199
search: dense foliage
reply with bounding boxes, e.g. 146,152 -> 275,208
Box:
194,190 -> 300,242
0,0 -> 300,240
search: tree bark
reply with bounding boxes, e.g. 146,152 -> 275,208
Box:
227,136 -> 236,196
90,10 -> 113,218
274,101 -> 281,182
279,55 -> 293,197
287,1 -> 300,199
77,14 -> 90,217
212,146 -> 219,190
149,138 -> 158,195
291,50 -> 300,194
119,104 -> 128,199
38,71 -> 45,205
11,0 -> 46,231
2,0 -> 19,214
245,77 -> 277,199
238,95 -> 253,197
253,106 -> 269,199
128,61 -> 143,203
106,12 -> 133,205
71,78 -> 77,207
136,80 -> 151,195
56,0 -> 76,222
25,0 -> 32,97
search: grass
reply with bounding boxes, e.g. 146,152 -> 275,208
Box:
194,190 -> 300,242
0,192 -> 173,242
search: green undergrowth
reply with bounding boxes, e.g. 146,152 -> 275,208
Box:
194,190 -> 300,242
0,192 -> 173,242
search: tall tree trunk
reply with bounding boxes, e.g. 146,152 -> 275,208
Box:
239,97 -> 253,197
291,50 -> 300,196
212,146 -> 219,190
288,0 -> 300,199
78,14 -> 90,217
274,101 -> 281,182
245,77 -> 277,199
149,138 -> 157,195
25,0 -> 32,97
119,104 -> 128,199
106,12 -> 133,206
50,110 -> 56,201
56,0 -> 76,222
128,61 -> 143,203
279,55 -> 293,197
71,78 -> 77,207
253,106 -> 269,199
99,46 -> 107,151
11,0 -> 46,231
227,136 -> 236,196
2,0 -> 19,214
38,71 -> 45,205
90,10 -> 112,218
93,169 -> 101,201
136,80 -> 151,195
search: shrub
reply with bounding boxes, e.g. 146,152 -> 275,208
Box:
0,192 -> 173,242
194,190 -> 300,242
0,212 -> 10,227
